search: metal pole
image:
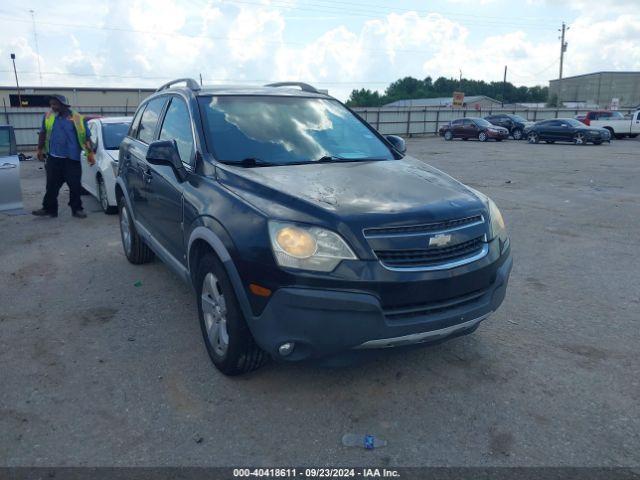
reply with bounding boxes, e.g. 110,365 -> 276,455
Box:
29,10 -> 43,86
10,53 -> 22,108
558,22 -> 568,106
502,65 -> 507,107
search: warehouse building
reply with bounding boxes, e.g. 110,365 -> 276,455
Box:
384,95 -> 502,109
549,71 -> 640,108
0,85 -> 155,111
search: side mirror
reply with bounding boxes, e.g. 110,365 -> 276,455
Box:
146,139 -> 187,182
385,135 -> 406,154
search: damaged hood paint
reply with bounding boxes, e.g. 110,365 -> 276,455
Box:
218,156 -> 486,224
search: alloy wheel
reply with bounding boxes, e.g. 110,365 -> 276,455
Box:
98,178 -> 109,212
201,272 -> 229,356
528,132 -> 539,144
574,133 -> 585,145
120,205 -> 132,255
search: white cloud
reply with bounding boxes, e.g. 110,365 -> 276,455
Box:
0,0 -> 639,100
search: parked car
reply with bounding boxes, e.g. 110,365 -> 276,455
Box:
590,110 -> 640,139
579,110 -> 625,126
484,113 -> 534,140
0,125 -> 23,213
81,117 -> 132,213
524,118 -> 611,145
117,79 -> 512,376
439,117 -> 509,142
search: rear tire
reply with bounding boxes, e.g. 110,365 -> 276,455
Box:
573,133 -> 586,145
118,197 -> 154,264
478,131 -> 488,142
196,253 -> 268,376
98,176 -> 117,214
512,128 -> 523,140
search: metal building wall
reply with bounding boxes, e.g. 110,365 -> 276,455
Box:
549,72 -> 640,107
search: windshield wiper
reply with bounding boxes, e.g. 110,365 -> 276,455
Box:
224,157 -> 277,167
308,156 -> 389,164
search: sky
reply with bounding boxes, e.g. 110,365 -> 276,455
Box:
0,0 -> 639,100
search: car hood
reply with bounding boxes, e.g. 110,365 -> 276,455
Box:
105,149 -> 119,162
218,156 -> 487,224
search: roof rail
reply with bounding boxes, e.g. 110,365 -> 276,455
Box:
264,82 -> 319,94
156,78 -> 201,93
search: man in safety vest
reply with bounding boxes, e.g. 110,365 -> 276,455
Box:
32,94 -> 95,219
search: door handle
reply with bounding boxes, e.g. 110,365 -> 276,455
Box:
142,167 -> 152,183
0,162 -> 17,169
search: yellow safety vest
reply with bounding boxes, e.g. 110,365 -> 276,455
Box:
43,110 -> 88,155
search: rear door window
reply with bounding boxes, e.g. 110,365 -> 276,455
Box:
158,97 -> 194,165
137,97 -> 167,144
129,106 -> 145,138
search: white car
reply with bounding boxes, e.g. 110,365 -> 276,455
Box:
81,117 -> 132,214
590,110 -> 640,139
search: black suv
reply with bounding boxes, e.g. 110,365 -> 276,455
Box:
484,114 -> 534,140
116,79 -> 512,375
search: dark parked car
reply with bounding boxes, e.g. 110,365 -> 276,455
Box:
439,117 -> 509,142
524,118 -> 611,145
117,79 -> 512,375
484,113 -> 534,140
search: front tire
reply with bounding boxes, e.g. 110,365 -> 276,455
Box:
444,130 -> 453,141
196,253 -> 268,376
478,131 -> 488,142
118,197 -> 154,264
512,128 -> 523,140
528,132 -> 539,144
573,133 -> 586,145
97,176 -> 117,214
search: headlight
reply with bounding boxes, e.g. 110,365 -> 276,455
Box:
466,187 -> 509,250
487,198 -> 507,242
268,221 -> 357,272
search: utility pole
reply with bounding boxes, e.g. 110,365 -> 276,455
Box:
30,10 -> 43,86
558,22 -> 569,106
10,53 -> 22,108
199,73 -> 203,86
502,65 -> 507,107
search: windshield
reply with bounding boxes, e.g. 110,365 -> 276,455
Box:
102,122 -> 131,150
473,118 -> 492,127
508,114 -> 527,123
198,96 -> 394,165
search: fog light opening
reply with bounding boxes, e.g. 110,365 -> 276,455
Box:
278,342 -> 295,357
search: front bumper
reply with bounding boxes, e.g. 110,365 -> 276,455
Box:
487,130 -> 509,139
248,250 -> 512,361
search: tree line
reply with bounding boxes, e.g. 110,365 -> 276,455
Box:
345,76 -> 549,107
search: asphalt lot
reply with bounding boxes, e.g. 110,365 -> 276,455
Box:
1,136 -> 639,467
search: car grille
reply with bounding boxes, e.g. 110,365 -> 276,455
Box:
374,236 -> 485,269
383,287 -> 489,320
363,214 -> 482,237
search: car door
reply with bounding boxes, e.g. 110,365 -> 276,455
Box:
143,95 -> 195,263
124,96 -> 167,227
462,118 -> 477,138
81,120 -> 101,197
450,119 -> 464,137
556,120 -> 575,141
539,120 -> 561,141
0,126 -> 23,212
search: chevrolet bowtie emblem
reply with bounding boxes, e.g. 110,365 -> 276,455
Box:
429,233 -> 452,247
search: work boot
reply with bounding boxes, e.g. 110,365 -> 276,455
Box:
32,209 -> 57,218
72,209 -> 87,219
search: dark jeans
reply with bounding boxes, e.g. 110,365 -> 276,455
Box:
42,156 -> 83,214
